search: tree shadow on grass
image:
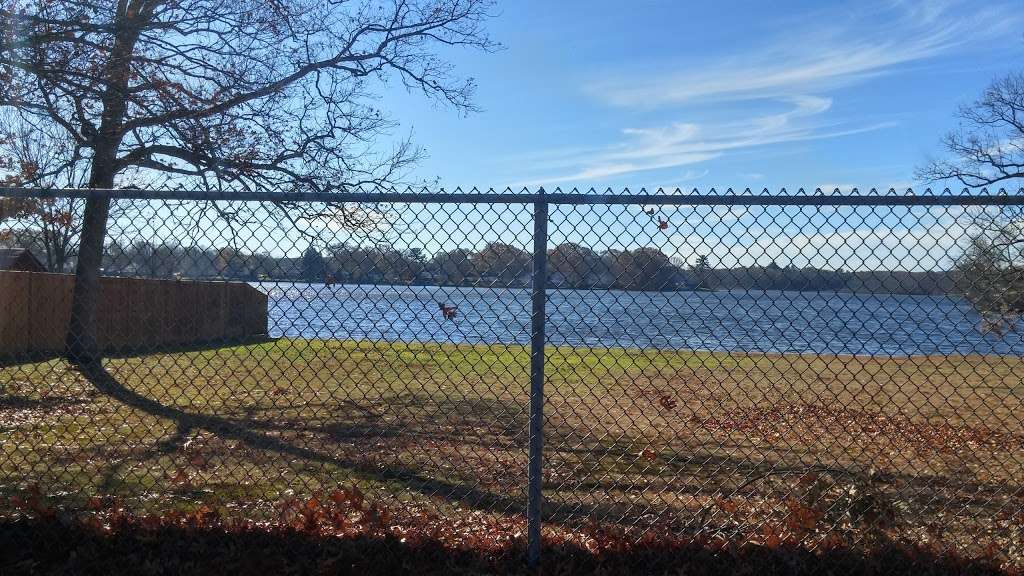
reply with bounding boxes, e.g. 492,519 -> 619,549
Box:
0,394 -> 91,411
64,360 -> 1023,544
75,361 -> 529,516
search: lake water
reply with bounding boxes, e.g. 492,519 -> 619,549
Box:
258,283 -> 1024,357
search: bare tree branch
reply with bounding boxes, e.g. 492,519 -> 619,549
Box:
917,72 -> 1024,189
0,0 -> 497,363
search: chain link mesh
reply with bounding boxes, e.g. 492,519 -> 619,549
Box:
1,188 -> 1022,563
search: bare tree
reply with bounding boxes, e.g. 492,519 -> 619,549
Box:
917,71 -> 1024,329
0,111 -> 90,271
0,0 -> 496,364
955,228 -> 1024,335
0,197 -> 84,272
916,72 -> 1024,188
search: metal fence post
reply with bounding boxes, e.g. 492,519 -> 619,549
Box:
527,191 -> 548,568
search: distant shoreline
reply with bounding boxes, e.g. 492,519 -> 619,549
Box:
250,279 -> 958,298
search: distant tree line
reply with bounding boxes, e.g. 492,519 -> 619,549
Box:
62,238 -> 961,295
688,264 -> 954,295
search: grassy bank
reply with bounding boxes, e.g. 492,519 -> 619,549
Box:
1,339 -> 1022,555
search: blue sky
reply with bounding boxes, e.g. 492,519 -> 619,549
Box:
380,0 -> 1024,191
108,0 -> 1024,269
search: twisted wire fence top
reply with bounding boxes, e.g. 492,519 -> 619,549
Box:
0,186 -> 1022,566
4,185 -> 1024,202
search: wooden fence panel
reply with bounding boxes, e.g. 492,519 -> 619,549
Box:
0,273 -> 30,356
0,272 -> 268,360
226,283 -> 267,340
29,272 -> 72,352
197,281 -> 228,343
97,276 -> 131,350
127,278 -> 161,346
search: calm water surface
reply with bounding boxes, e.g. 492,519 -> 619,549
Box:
257,283 -> 1024,356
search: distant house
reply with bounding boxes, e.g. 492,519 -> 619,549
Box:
270,257 -> 304,280
548,271 -> 567,287
0,248 -> 45,272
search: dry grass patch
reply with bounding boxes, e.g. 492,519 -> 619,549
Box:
1,340 -> 1021,559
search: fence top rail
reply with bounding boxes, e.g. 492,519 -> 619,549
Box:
4,186 -> 1024,206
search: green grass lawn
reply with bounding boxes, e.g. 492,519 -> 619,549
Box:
1,339 -> 1022,550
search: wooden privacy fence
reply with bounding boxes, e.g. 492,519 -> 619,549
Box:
0,271 -> 268,360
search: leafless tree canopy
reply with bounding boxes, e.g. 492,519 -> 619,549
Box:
917,72 -> 1024,188
955,209 -> 1024,335
0,111 -> 89,272
915,71 -> 1024,330
0,0 -> 496,363
0,0 -> 496,191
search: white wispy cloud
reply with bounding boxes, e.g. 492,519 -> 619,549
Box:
811,182 -> 919,193
586,1 -> 1018,108
814,184 -> 860,193
516,96 -> 894,186
512,0 -> 1020,187
661,212 -> 972,271
782,220 -> 971,271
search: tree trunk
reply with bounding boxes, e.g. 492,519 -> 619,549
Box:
65,166 -> 115,366
63,1 -> 142,365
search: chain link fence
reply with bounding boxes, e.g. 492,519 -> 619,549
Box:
1,187 -> 1023,565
